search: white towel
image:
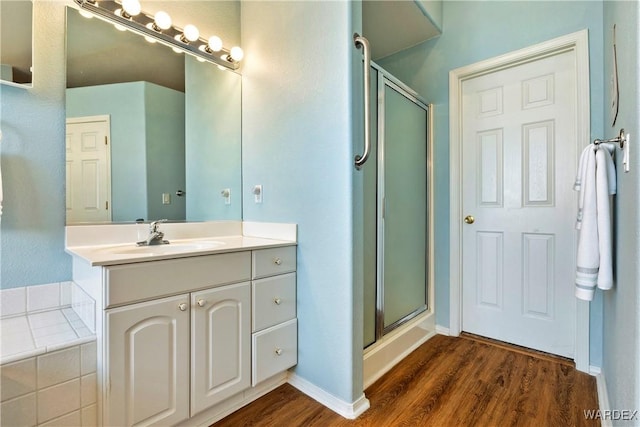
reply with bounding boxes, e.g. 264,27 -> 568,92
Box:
0,129 -> 3,218
596,147 -> 615,290
574,144 -> 592,229
575,146 -> 598,300
574,144 -> 617,300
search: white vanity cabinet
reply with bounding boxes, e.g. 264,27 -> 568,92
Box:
77,243 -> 297,426
251,247 -> 298,386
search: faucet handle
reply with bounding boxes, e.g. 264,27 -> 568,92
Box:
150,219 -> 168,232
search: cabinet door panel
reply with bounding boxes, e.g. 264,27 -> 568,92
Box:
106,295 -> 189,427
191,282 -> 251,415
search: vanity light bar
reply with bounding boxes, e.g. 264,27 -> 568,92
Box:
73,0 -> 240,70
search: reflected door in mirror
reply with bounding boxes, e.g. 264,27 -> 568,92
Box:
66,116 -> 112,223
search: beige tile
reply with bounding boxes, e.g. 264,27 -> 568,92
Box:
80,373 -> 96,406
27,310 -> 67,329
26,284 -> 60,312
80,341 -> 97,375
34,331 -> 78,349
39,410 -> 81,427
0,357 -> 36,402
60,282 -> 73,307
37,346 -> 80,389
0,288 -> 26,317
0,393 -> 36,427
37,379 -> 81,423
81,404 -> 97,427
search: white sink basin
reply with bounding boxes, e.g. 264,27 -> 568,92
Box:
100,240 -> 225,256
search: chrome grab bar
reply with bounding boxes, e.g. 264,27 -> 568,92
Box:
354,33 -> 371,170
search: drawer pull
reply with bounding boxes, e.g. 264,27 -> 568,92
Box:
274,258 -> 282,265
197,299 -> 206,307
178,303 -> 188,311
274,298 -> 282,305
275,348 -> 283,356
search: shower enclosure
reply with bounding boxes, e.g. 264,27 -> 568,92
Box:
362,63 -> 430,348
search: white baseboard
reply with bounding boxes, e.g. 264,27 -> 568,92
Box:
287,373 -> 370,419
589,365 -> 601,376
595,371 -> 612,427
363,312 -> 436,389
435,325 -> 450,336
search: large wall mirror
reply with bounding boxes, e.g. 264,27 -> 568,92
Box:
65,6 -> 242,225
1,0 -> 33,87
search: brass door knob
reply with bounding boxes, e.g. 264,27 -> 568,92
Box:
464,215 -> 475,224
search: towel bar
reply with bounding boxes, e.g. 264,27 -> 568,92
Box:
593,128 -> 630,173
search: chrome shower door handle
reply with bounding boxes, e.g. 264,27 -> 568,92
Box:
354,33 -> 371,170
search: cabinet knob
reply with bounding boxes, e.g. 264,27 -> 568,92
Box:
274,258 -> 282,265
178,303 -> 188,311
197,299 -> 205,307
275,348 -> 283,356
274,298 -> 282,305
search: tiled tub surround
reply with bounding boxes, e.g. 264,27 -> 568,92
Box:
0,282 -> 96,364
0,283 -> 98,426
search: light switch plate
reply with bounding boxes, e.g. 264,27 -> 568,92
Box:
253,185 -> 263,204
162,193 -> 171,205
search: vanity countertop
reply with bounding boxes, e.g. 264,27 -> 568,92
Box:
66,235 -> 296,267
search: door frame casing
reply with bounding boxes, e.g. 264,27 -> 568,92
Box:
448,30 -> 590,372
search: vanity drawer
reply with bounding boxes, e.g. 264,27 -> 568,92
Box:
252,246 -> 296,279
252,273 -> 296,332
252,319 -> 297,386
105,252 -> 251,307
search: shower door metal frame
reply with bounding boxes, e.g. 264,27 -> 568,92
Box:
373,63 -> 432,340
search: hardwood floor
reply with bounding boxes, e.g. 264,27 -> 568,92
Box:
212,334 -> 599,426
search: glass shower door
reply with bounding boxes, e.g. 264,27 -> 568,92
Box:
363,67 -> 429,349
380,79 -> 428,332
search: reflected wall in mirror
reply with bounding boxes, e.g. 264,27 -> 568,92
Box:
65,7 -> 242,224
1,0 -> 33,87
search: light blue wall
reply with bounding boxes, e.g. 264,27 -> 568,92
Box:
144,82 -> 185,221
185,56 -> 242,221
66,83 -> 148,222
0,3 -> 68,289
379,0 -> 605,366
416,0 -> 442,31
241,1 -> 363,403
602,0 -> 640,418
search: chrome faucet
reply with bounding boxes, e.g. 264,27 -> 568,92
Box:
136,219 -> 170,246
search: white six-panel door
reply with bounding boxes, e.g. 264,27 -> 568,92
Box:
66,116 -> 111,223
461,50 -> 578,358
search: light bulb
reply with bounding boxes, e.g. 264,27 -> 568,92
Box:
114,23 -> 127,31
230,46 -> 244,62
172,46 -> 183,54
121,0 -> 141,17
79,10 -> 93,19
144,36 -> 156,44
207,36 -> 222,52
196,57 -> 206,63
182,24 -> 199,42
154,11 -> 172,30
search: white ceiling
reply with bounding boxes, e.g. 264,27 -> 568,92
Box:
363,1 -> 441,61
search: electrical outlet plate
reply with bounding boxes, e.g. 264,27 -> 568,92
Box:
162,193 -> 171,205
